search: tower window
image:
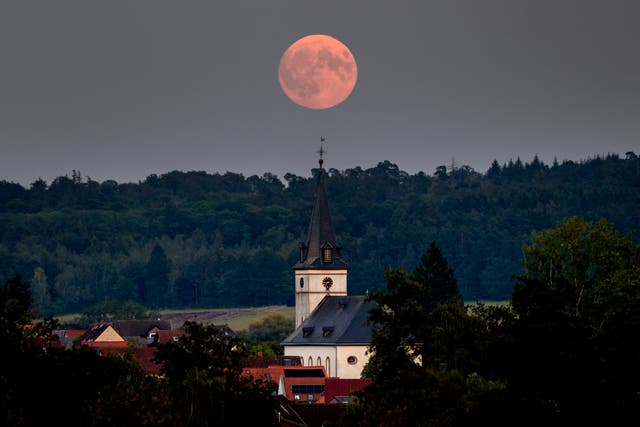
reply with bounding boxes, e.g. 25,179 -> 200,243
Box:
322,247 -> 333,263
299,277 -> 304,289
299,243 -> 308,262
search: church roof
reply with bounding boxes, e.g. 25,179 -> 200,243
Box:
293,162 -> 348,269
281,295 -> 374,346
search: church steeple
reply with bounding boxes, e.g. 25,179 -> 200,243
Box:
295,142 -> 346,268
293,140 -> 348,327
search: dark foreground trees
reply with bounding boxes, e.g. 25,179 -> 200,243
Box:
508,216 -> 640,424
1,275 -> 274,427
343,217 -> 640,426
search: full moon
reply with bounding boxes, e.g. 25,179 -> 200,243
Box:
278,34 -> 358,110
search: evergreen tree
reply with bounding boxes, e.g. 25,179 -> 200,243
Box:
414,241 -> 461,310
144,244 -> 171,308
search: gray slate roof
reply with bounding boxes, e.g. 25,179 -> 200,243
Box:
281,295 -> 375,346
112,320 -> 172,337
292,167 -> 348,270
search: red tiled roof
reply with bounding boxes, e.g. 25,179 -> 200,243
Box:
83,340 -> 128,349
132,347 -> 164,375
324,377 -> 372,402
101,347 -> 164,375
63,329 -> 86,338
156,329 -> 186,344
242,365 -> 327,403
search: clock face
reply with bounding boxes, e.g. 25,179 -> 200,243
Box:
322,277 -> 333,291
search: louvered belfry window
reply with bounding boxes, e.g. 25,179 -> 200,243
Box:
322,245 -> 333,263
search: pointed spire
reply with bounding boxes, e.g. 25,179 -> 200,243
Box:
295,140 -> 347,268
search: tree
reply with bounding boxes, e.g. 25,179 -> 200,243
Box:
414,241 -> 462,309
154,321 -> 273,426
350,244 -> 508,426
509,216 -> 640,423
513,216 -> 639,323
240,312 -> 295,356
241,312 -> 294,343
75,300 -> 158,327
144,244 -> 171,308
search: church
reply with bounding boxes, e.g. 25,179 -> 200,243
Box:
281,152 -> 374,379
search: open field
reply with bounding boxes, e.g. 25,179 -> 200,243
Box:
54,305 -> 295,332
158,305 -> 295,331
53,301 -> 507,332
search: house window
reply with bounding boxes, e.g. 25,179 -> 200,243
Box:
308,356 -> 313,366
347,356 -> 357,365
303,327 -> 314,337
322,327 -> 334,337
292,385 -> 325,394
317,356 -> 321,366
326,357 -> 331,376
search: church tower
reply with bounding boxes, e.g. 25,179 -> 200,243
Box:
292,148 -> 348,328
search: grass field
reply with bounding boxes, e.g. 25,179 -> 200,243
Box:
54,305 -> 296,332
158,305 -> 295,331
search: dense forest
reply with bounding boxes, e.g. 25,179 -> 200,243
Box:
0,152 -> 638,316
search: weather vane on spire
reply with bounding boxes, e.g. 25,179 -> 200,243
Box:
317,137 -> 327,168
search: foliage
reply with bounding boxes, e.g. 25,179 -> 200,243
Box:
507,216 -> 640,423
74,299 -> 159,327
0,155 -> 638,314
1,275 -> 274,427
240,312 -> 295,342
353,243 -> 512,426
347,217 -> 640,425
154,321 -> 273,426
238,312 -> 295,356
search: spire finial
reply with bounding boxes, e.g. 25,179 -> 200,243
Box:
317,137 -> 326,168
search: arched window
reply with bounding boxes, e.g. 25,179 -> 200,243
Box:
325,357 -> 331,376
299,277 -> 304,288
317,356 -> 321,366
308,356 -> 313,366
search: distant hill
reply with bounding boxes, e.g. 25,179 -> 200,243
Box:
1,153 -> 639,316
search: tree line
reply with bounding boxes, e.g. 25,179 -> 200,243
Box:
0,153 -> 639,315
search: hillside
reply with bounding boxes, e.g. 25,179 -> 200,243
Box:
1,153 -> 639,315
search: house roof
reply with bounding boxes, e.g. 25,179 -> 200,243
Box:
324,377 -> 372,402
78,323 -> 127,347
243,366 -> 327,382
292,163 -> 348,270
62,329 -> 87,339
281,295 -> 374,346
112,320 -> 172,337
156,329 -> 186,344
241,355 -> 303,368
101,347 -> 164,375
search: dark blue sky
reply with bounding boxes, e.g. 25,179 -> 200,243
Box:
1,0 -> 639,186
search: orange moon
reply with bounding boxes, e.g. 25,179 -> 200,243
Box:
278,34 -> 358,110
